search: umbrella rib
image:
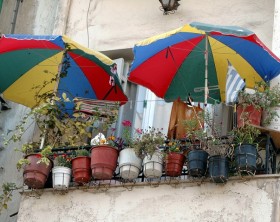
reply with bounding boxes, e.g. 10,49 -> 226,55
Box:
166,46 -> 191,100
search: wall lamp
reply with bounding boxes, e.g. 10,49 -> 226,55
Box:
159,0 -> 180,15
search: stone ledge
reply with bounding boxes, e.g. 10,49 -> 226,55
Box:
21,173 -> 280,194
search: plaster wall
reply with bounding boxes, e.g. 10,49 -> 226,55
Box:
17,175 -> 280,222
0,0 -> 279,221
64,0 -> 275,52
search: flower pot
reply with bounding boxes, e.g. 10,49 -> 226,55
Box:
23,154 -> 53,189
143,151 -> 163,178
187,150 -> 209,177
71,156 -> 91,184
119,148 -> 142,180
262,105 -> 280,130
237,104 -> 262,127
52,166 -> 72,189
234,144 -> 257,174
165,152 -> 185,177
90,145 -> 119,180
208,155 -> 229,183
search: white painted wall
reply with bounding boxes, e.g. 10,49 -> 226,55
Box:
0,0 -> 279,221
65,0 -> 275,51
17,175 -> 280,222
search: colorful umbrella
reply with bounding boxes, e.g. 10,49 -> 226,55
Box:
0,34 -> 128,109
128,22 -> 280,104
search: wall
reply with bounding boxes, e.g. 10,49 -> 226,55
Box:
17,175 -> 280,222
0,104 -> 35,222
0,0 -> 279,221
65,0 -> 275,51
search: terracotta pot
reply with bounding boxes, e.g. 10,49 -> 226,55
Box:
165,152 -> 185,177
23,154 -> 53,189
90,145 -> 119,180
237,104 -> 262,127
72,156 -> 91,184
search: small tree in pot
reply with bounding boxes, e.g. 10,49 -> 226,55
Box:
5,93 -> 97,189
203,112 -> 234,183
237,81 -> 280,127
182,114 -> 209,178
231,122 -> 261,175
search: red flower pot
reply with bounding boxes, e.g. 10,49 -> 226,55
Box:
165,152 -> 186,177
237,104 -> 262,127
23,154 -> 53,189
90,145 -> 119,180
72,156 -> 91,184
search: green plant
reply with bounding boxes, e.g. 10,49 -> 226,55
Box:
5,93 -> 98,170
132,127 -> 165,159
121,120 -> 133,147
203,111 -> 233,157
75,149 -> 89,157
238,81 -> 280,125
16,145 -> 52,170
165,139 -> 183,153
0,183 -> 17,214
232,124 -> 261,145
54,154 -> 72,168
106,135 -> 124,150
182,113 -> 207,150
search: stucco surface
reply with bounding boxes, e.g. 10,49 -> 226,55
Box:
65,0 -> 275,52
0,1 -> 279,221
17,176 -> 280,222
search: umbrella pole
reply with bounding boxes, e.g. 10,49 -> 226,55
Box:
204,34 -> 209,105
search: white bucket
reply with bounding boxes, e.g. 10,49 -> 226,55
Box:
52,166 -> 71,189
143,151 -> 163,178
119,148 -> 142,180
262,106 -> 280,131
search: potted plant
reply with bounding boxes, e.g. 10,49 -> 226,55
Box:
118,120 -> 143,180
90,115 -> 121,180
164,139 -> 186,177
134,127 -> 165,179
90,135 -> 120,180
182,116 -> 209,177
204,112 -> 233,183
6,93 -> 97,189
231,124 -> 261,174
237,81 -> 280,127
16,143 -> 53,189
260,82 -> 280,129
206,137 -> 231,183
52,154 -> 72,189
71,149 -> 91,185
